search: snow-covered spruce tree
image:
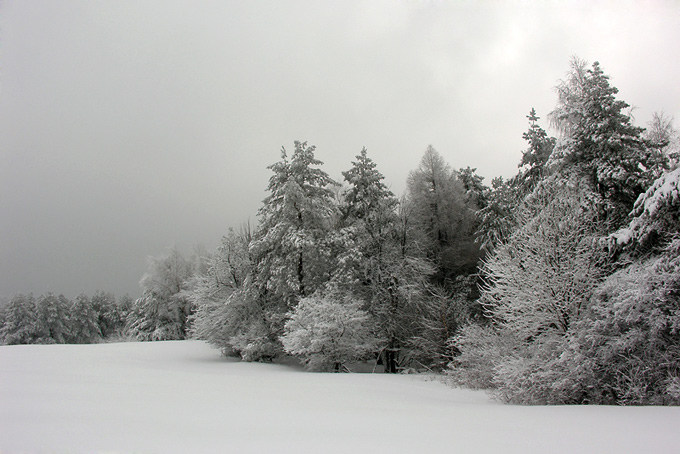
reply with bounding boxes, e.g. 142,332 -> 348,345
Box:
549,58 -> 668,229
246,141 -> 339,358
251,141 -> 339,303
475,176 -> 520,253
516,108 -> 555,195
89,291 -> 127,340
69,293 -> 102,344
0,293 -> 39,345
127,246 -> 195,341
449,179 -> 608,403
34,293 -> 72,344
610,167 -> 680,255
281,291 -> 381,372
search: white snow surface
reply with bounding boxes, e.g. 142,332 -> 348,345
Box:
1,341 -> 678,454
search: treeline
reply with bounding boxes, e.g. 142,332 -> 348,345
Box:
2,58 -> 679,405
0,292 -> 132,344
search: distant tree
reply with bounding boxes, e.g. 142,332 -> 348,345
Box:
0,294 -> 38,345
516,108 -> 555,194
406,146 -> 479,279
127,246 -> 195,340
90,291 -> 125,339
645,112 -> 679,169
69,293 -> 102,343
281,291 -> 381,372
35,293 -> 72,344
475,176 -> 520,254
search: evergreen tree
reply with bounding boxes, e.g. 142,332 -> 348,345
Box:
0,294 -> 38,345
549,59 -> 667,227
516,108 -> 555,194
35,293 -> 72,344
250,140 -> 339,306
70,293 -> 102,343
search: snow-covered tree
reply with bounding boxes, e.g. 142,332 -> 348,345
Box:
549,59 -> 667,227
251,141 -> 339,305
516,108 -> 555,194
450,179 -> 609,403
127,246 -> 195,340
610,167 -> 680,255
34,293 -> 72,344
481,179 -> 606,339
281,292 -> 381,372
190,227 -> 278,360
405,146 -> 478,278
567,239 -> 680,405
475,176 -> 520,253
90,291 -> 126,339
645,112 -> 679,169
69,293 -> 102,344
0,294 -> 38,345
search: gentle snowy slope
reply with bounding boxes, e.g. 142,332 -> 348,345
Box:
1,341 -> 678,454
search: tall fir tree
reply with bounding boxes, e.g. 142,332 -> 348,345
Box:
549,59 -> 667,227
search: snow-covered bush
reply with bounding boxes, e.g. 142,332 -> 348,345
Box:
447,324 -> 517,390
281,292 -> 381,372
448,180 -> 608,403
568,239 -> 680,405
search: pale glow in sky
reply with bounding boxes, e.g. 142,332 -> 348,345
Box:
1,0 -> 679,298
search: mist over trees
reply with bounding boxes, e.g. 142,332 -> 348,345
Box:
2,58 -> 679,405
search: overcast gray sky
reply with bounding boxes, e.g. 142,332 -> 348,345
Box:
1,0 -> 679,299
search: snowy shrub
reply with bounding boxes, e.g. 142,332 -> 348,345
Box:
446,324 -> 515,390
490,334 -> 594,405
229,321 -> 281,362
407,278 -> 473,371
281,292 -> 382,372
568,240 -> 680,405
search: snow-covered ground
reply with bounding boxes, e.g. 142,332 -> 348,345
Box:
1,341 -> 678,454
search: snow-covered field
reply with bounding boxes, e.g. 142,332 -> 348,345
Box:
1,341 -> 678,454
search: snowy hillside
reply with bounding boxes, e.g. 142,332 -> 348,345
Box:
1,341 -> 678,454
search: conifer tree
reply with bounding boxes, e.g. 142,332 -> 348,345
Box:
70,293 -> 102,343
251,141 -> 339,305
549,59 -> 667,227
